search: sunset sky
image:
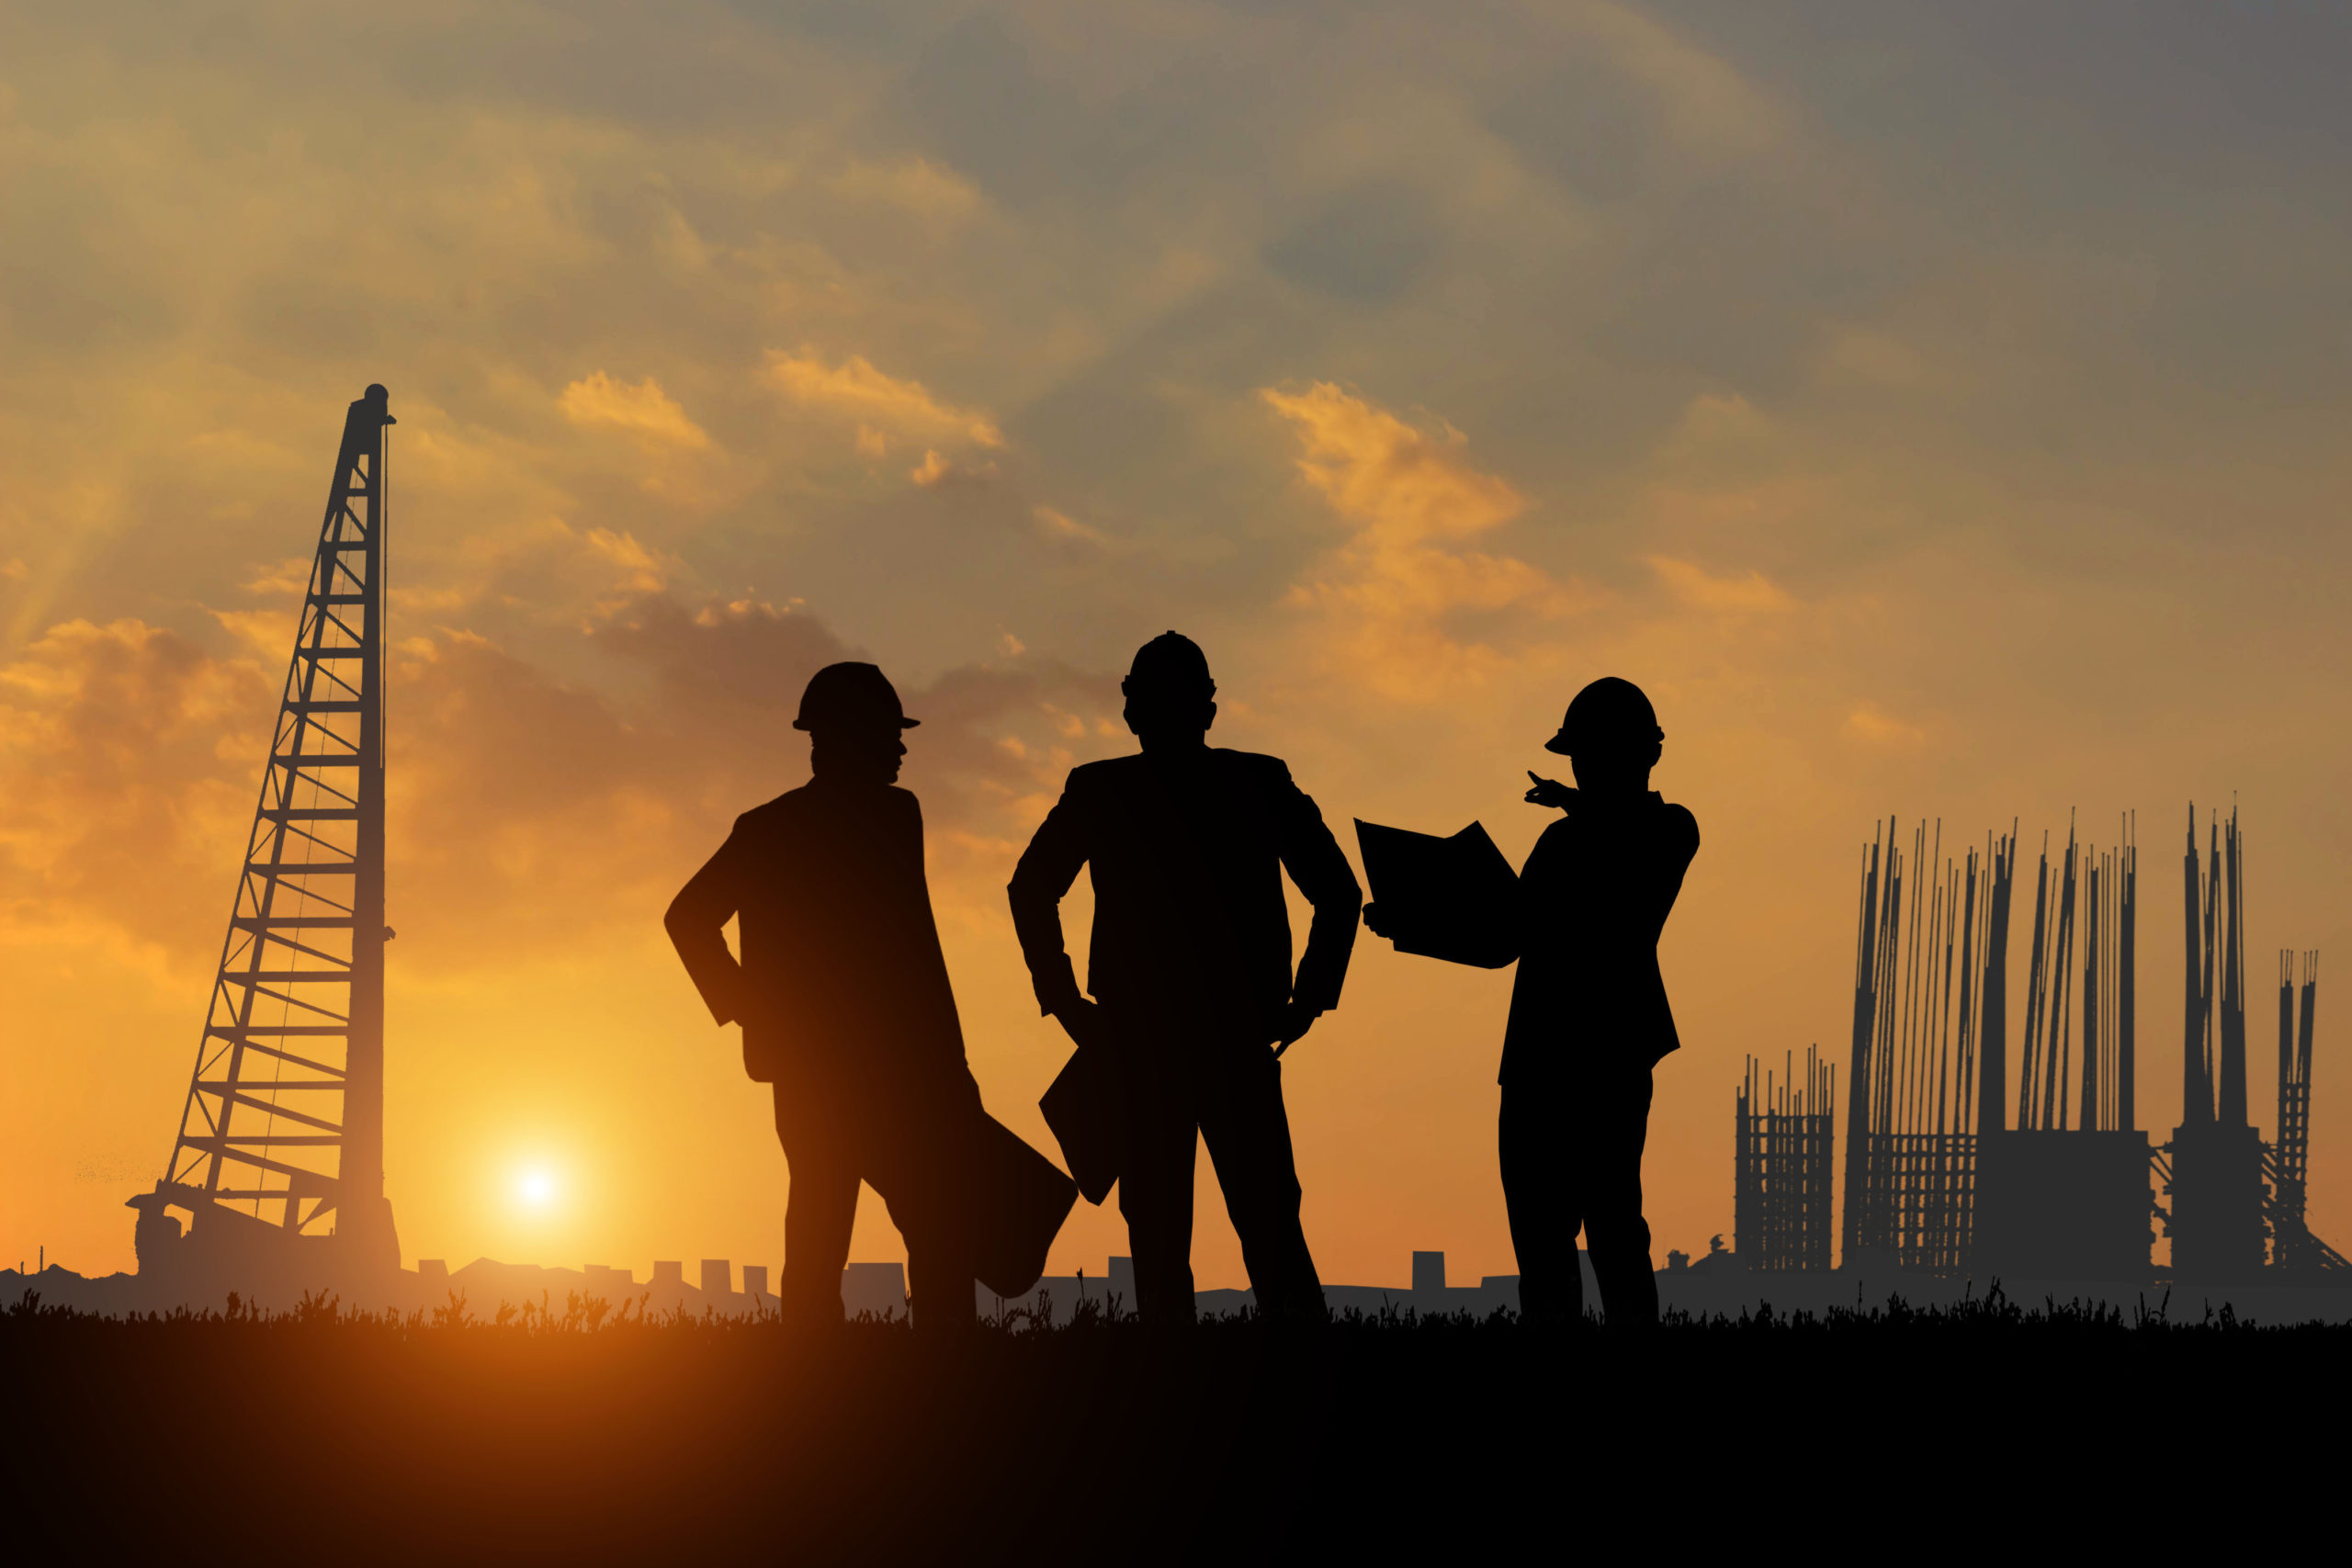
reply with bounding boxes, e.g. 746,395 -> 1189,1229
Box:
6,3 -> 2349,1288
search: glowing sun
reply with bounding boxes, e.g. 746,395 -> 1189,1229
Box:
516,1169 -> 559,1209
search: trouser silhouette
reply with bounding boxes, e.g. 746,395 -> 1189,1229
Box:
1112,1011 -> 1325,1325
774,1078 -> 978,1333
1501,1067 -> 1657,1326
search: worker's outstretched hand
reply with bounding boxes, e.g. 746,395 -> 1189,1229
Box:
1524,772 -> 1578,811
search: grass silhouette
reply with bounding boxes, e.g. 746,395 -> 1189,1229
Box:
6,1284 -> 2331,1556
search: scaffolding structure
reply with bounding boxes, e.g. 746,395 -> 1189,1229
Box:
126,385 -> 401,1283
1735,1049 -> 1835,1271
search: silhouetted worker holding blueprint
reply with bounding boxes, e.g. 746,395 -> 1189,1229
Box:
1009,633 -> 1362,1325
667,663 -> 1071,1333
1363,677 -> 1698,1326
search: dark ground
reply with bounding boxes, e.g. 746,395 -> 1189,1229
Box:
4,1288 -> 2337,1561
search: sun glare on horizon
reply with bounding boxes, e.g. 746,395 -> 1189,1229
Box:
515,1168 -> 560,1210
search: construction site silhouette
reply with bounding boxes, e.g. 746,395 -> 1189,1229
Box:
80,389 -> 2346,1328
17,384 -> 2351,1559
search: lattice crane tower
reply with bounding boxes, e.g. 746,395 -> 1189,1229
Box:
128,385 -> 401,1282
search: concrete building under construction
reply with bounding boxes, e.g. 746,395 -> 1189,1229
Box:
1736,809 -> 2343,1284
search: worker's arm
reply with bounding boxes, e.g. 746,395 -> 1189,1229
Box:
1007,777 -> 1091,1021
1639,805 -> 1702,933
665,819 -> 752,1027
1275,764 -> 1363,1016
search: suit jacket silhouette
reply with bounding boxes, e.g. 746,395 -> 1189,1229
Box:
1008,750 -> 1362,1034
1499,790 -> 1699,1081
667,779 -> 967,1100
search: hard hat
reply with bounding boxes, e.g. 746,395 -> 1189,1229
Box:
794,662 -> 921,732
1544,676 -> 1661,755
1123,631 -> 1216,699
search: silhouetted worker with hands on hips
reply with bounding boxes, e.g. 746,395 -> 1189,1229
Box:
1009,633 -> 1363,1325
1366,677 -> 1698,1327
665,662 -> 985,1334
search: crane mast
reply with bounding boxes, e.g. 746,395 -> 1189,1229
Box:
129,385 -> 399,1285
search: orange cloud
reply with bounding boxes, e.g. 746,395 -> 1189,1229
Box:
557,372 -> 713,451
1031,505 -> 1111,549
1261,382 -> 1523,545
1261,382 -> 1577,700
766,349 -> 1003,452
0,618 -> 270,964
240,557 -> 314,598
1,587 -> 1119,994
1844,702 -> 1928,749
394,516 -> 673,624
829,157 -> 981,221
206,607 -> 288,658
908,449 -> 999,487
1647,555 -> 1792,612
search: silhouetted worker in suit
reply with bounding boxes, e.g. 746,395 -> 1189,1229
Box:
666,662 -> 982,1333
1009,633 -> 1362,1325
1367,677 -> 1698,1326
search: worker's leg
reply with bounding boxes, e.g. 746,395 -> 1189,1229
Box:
1197,1045 -> 1324,1324
775,1089 -> 860,1325
1500,1083 -> 1584,1326
1580,1069 -> 1658,1327
1113,1015 -> 1203,1326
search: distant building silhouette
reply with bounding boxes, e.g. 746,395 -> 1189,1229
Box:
843,1261 -> 909,1319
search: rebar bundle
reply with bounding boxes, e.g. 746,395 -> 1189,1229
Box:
2016,817 -> 2137,1134
2163,804 -> 2269,1280
1841,820 -> 1998,1273
2263,953 -> 2344,1270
